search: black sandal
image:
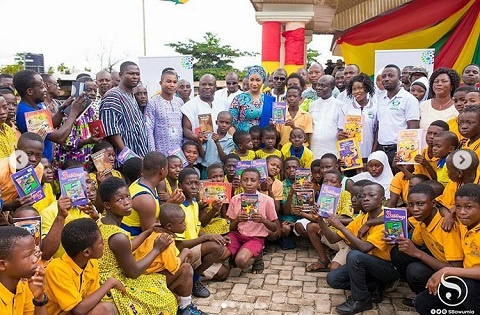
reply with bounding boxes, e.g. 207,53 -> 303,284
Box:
252,252 -> 264,274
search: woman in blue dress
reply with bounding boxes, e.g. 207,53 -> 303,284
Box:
230,65 -> 274,132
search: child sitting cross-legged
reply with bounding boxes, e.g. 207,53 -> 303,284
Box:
199,163 -> 230,235
0,227 -> 47,314
97,177 -> 178,315
415,184 -> 480,314
301,170 -> 354,272
45,219 -> 124,315
223,167 -> 279,274
133,203 -> 206,315
323,182 -> 399,314
387,183 -> 464,309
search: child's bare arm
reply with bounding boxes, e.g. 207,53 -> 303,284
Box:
69,278 -> 125,315
386,192 -> 400,208
199,200 -> 222,227
250,213 -> 277,232
328,216 -> 375,252
337,215 -> 353,226
426,267 -> 480,296
317,217 -> 343,244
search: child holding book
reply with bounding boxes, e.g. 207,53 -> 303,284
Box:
175,168 -> 230,296
276,85 -> 313,147
97,177 -> 177,315
0,226 -> 47,314
387,184 -> 464,308
199,163 -> 230,235
232,130 -> 255,161
432,131 -> 459,186
323,183 -> 398,313
255,125 -> 282,159
301,170 -> 353,272
281,128 -> 314,168
249,125 -> 262,151
33,157 -> 56,212
413,120 -> 449,179
133,203 -> 206,315
225,167 -> 279,274
199,111 -> 235,167
157,155 -> 185,203
415,184 -> 480,313
45,219 -> 124,315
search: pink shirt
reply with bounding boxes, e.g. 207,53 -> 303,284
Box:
226,192 -> 278,237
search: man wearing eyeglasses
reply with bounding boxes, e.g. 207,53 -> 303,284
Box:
41,74 -> 62,114
266,68 -> 287,102
214,72 -> 241,106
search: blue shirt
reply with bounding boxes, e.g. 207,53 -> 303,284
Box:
16,101 -> 53,161
201,133 -> 234,167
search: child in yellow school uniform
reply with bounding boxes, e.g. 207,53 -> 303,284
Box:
281,128 -> 314,169
415,184 -> 480,313
431,131 -> 459,186
459,105 -> 480,165
45,219 -> 123,315
255,125 -> 282,160
232,130 -> 255,161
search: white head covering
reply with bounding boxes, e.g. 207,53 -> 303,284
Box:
410,77 -> 430,102
374,69 -> 386,100
351,150 -> 394,199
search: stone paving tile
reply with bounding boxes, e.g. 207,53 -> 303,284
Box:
194,243 -> 417,314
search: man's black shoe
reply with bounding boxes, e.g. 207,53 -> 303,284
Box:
402,298 -> 415,308
336,298 -> 373,314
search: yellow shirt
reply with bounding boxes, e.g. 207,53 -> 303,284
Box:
276,108 -> 313,146
462,137 -> 480,181
0,123 -> 17,158
436,181 -> 459,210
41,201 -> 91,258
0,158 -> 44,202
255,149 -> 282,160
33,183 -> 56,214
176,201 -> 201,241
45,253 -> 100,315
414,148 -> 438,179
411,211 -> 464,263
459,221 -> 480,268
89,170 -> 122,189
389,172 -> 410,205
447,117 -> 461,140
436,162 -> 449,187
232,149 -> 256,161
134,231 -> 181,275
122,179 -> 160,229
337,210 -> 393,261
281,143 -> 314,169
0,280 -> 34,315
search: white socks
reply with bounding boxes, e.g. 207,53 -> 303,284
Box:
179,295 -> 192,309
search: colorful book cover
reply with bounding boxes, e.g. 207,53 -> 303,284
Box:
294,189 -> 315,212
88,120 -> 106,138
337,138 -> 363,171
10,165 -> 45,203
344,115 -> 363,143
198,113 -> 213,133
91,149 -> 112,173
241,193 -> 258,217
235,161 -> 252,179
200,181 -> 232,204
252,159 -> 268,182
117,147 -> 140,165
272,102 -> 287,124
397,129 -> 424,164
167,147 -> 188,168
12,216 -> 42,247
24,109 -> 54,134
58,167 -> 88,207
317,185 -> 341,218
384,208 -> 408,241
295,168 -> 311,187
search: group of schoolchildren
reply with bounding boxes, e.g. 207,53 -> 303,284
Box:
2,87 -> 480,315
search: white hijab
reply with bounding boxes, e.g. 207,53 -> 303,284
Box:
374,69 -> 386,100
351,150 -> 394,199
410,77 -> 430,102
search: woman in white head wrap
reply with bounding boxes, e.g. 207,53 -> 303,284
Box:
374,69 -> 386,101
351,150 -> 394,199
409,77 -> 430,102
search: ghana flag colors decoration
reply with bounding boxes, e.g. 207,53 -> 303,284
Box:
336,0 -> 480,76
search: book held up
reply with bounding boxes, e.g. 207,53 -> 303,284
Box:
117,147 -> 140,165
317,185 -> 341,218
241,193 -> 258,218
11,165 -> 45,203
294,189 -> 315,212
13,216 -> 42,248
337,138 -> 363,171
384,208 -> 408,241
272,102 -> 287,124
198,113 -> 214,134
58,167 -> 89,207
397,129 -> 424,164
200,182 -> 232,204
24,109 -> 54,134
344,115 -> 362,143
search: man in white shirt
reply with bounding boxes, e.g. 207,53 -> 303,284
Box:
214,72 -> 241,107
336,64 -> 360,104
309,75 -> 343,159
376,64 -> 420,165
182,74 -> 228,142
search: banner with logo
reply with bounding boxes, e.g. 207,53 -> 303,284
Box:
375,49 -> 435,78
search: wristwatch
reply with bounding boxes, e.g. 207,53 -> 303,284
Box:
32,293 -> 48,307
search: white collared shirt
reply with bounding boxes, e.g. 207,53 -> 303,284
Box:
309,95 -> 343,159
214,88 -> 242,108
181,95 -> 229,133
377,88 -> 419,145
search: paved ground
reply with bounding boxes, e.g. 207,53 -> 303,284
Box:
194,240 -> 418,315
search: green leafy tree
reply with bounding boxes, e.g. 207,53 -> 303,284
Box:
166,32 -> 257,81
306,48 -> 321,68
0,53 -> 24,75
47,66 -> 55,75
